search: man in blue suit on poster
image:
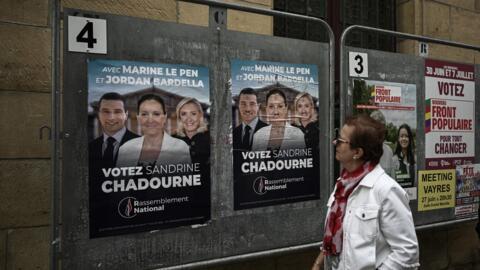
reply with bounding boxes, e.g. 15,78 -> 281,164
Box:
89,92 -> 139,169
88,92 -> 139,237
233,88 -> 268,151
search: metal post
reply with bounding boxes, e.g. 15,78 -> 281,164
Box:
157,242 -> 320,270
416,217 -> 477,231
49,0 -> 61,269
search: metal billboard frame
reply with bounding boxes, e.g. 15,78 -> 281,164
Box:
340,25 -> 480,229
50,0 -> 336,269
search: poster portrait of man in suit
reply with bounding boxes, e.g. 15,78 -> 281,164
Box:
88,92 -> 139,170
233,88 -> 268,151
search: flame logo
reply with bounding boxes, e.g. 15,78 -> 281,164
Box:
125,198 -> 133,217
118,197 -> 137,219
258,180 -> 264,193
253,177 -> 267,195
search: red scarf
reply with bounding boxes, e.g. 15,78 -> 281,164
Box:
323,162 -> 376,256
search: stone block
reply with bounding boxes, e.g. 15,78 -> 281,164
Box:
475,51 -> 480,63
6,227 -> 49,270
417,227 -> 449,269
0,230 -> 6,270
397,0 -> 415,34
0,23 -> 51,92
428,43 -> 476,64
424,1 -> 451,40
434,0 -> 475,11
396,40 -> 416,56
227,10 -> 273,35
228,0 -> 272,8
448,222 -> 479,266
0,92 -> 51,158
178,2 -> 209,27
451,8 -> 480,45
0,160 -> 51,229
62,0 -> 177,22
178,0 -> 272,29
0,0 -> 48,26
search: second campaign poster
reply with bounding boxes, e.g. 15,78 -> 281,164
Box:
353,79 -> 417,190
425,59 -> 475,170
88,59 -> 210,238
231,59 -> 320,210
455,164 -> 480,218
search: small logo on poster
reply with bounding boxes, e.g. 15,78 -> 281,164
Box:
253,176 -> 267,195
428,160 -> 438,167
118,197 -> 137,219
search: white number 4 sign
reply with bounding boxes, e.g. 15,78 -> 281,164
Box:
68,16 -> 107,54
349,52 -> 368,78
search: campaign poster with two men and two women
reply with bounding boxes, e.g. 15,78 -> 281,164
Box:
88,59 -> 210,238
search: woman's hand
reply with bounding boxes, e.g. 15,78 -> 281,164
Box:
311,252 -> 324,270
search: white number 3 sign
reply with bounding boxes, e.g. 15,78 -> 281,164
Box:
349,52 -> 368,78
68,16 -> 107,54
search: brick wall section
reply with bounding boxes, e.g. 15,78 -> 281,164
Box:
5,227 -> 50,270
0,160 -> 51,228
397,0 -> 480,63
0,1 -> 478,269
0,0 -> 51,269
0,92 -> 51,158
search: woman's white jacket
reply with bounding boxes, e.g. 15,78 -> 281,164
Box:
326,164 -> 420,270
117,132 -> 191,167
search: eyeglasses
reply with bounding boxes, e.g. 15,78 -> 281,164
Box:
333,128 -> 350,145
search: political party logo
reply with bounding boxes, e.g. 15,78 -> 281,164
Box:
253,176 -> 267,195
118,197 -> 137,219
373,85 -> 402,104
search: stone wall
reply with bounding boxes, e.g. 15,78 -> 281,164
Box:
397,0 -> 480,63
0,0 -> 479,269
0,0 -> 52,268
0,0 -> 271,269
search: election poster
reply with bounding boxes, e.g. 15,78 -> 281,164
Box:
88,59 -> 210,238
418,170 -> 455,211
425,59 -> 475,170
231,59 -> 320,210
352,79 -> 417,192
455,164 -> 480,219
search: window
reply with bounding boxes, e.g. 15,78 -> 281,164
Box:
274,0 -> 396,52
343,0 -> 396,51
273,0 -> 327,42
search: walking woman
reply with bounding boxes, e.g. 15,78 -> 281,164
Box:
312,115 -> 419,270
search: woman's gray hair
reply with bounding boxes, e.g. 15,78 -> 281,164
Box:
175,97 -> 208,137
